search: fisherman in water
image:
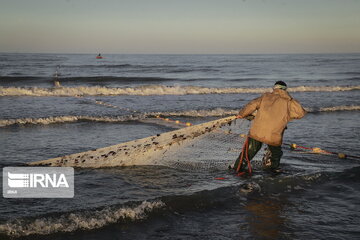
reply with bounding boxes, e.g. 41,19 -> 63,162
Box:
234,81 -> 306,174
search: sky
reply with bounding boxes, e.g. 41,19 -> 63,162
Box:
0,0 -> 359,54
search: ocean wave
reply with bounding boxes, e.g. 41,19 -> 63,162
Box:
1,85 -> 359,97
0,111 -> 229,127
307,105 -> 360,113
60,76 -> 174,82
156,105 -> 360,115
0,170 -> 336,237
0,115 -> 143,127
0,76 -> 46,82
0,76 -> 173,83
63,64 -> 133,68
1,167 -> 356,237
341,71 -> 360,75
0,200 -> 164,237
1,106 -> 358,127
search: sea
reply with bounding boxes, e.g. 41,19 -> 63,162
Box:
0,53 -> 359,239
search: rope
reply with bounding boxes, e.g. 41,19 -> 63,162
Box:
154,115 -> 192,127
284,142 -> 360,160
236,136 -> 252,176
73,95 -> 193,127
74,95 -> 139,113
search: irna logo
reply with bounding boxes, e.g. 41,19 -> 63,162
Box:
3,167 -> 74,198
8,172 -> 69,188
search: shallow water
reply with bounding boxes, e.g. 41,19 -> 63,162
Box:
0,53 -> 359,239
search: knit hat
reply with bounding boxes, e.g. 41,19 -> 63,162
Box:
274,81 -> 287,90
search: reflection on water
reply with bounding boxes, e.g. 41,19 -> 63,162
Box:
245,198 -> 288,239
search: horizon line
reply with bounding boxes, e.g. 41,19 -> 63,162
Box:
1,51 -> 359,55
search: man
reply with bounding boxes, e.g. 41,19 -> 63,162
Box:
234,81 -> 306,173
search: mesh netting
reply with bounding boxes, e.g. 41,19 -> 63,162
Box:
159,118 -> 264,171
29,117 -> 265,171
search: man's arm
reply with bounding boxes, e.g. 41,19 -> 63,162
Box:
237,96 -> 262,119
289,99 -> 306,120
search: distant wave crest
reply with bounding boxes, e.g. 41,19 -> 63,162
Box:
1,106 -> 359,127
1,85 -> 359,96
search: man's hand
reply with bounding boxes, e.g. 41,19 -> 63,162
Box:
236,115 -> 254,120
245,115 -> 255,121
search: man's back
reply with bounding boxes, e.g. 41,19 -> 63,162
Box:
239,88 -> 306,146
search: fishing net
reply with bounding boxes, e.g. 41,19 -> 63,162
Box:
160,119 -> 251,171
29,117 -> 265,171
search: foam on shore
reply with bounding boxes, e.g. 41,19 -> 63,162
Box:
1,106 -> 358,127
1,85 -> 359,97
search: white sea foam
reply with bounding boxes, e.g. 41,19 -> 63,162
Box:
316,105 -> 360,112
164,106 -> 360,116
1,85 -> 359,96
1,106 -> 358,127
0,200 -> 165,237
154,108 -> 239,117
0,115 -> 143,127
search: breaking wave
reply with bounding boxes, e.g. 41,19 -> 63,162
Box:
0,200 -> 164,237
1,168 -> 351,238
1,106 -> 359,127
0,115 -> 143,127
307,105 -> 360,113
0,111 -> 233,127
1,85 -> 359,96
